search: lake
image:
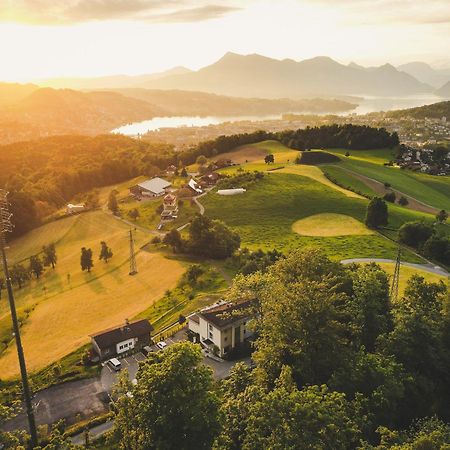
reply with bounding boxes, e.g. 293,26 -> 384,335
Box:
112,95 -> 443,136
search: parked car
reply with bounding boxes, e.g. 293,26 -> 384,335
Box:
107,358 -> 122,371
142,345 -> 153,356
156,341 -> 168,350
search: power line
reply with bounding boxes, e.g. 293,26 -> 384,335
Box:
390,244 -> 401,303
129,229 -> 137,276
0,190 -> 38,448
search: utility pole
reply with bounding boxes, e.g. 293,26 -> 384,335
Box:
129,229 -> 137,276
0,190 -> 38,448
390,244 -> 401,303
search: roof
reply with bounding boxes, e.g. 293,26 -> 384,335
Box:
137,177 -> 171,195
188,314 -> 200,324
91,319 -> 153,349
188,178 -> 203,193
198,300 -> 254,329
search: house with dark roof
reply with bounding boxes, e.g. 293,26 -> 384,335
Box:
90,319 -> 153,360
187,300 -> 255,357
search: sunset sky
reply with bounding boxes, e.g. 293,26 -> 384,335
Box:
0,0 -> 449,81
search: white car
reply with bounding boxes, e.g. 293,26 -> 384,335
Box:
156,341 -> 168,350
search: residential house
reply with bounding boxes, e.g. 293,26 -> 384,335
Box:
90,319 -> 153,360
187,300 -> 255,357
130,177 -> 171,198
161,193 -> 178,220
66,203 -> 85,214
187,178 -> 203,195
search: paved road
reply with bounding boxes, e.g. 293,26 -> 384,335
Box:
341,258 -> 449,277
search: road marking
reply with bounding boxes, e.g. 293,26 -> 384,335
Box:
122,358 -> 130,366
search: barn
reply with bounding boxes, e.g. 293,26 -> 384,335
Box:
130,177 -> 171,198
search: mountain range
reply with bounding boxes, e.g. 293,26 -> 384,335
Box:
40,53 -> 444,98
396,62 -> 450,90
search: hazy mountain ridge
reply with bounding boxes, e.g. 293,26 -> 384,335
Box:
386,100 -> 450,119
143,52 -> 432,98
397,62 -> 450,89
436,82 -> 450,98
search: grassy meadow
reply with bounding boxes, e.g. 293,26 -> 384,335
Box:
0,210 -> 186,378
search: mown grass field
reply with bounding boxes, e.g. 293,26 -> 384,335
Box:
292,213 -> 374,237
0,211 -> 186,378
324,149 -> 450,210
202,172 -> 425,262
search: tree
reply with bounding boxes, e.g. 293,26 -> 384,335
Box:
163,229 -> 184,252
365,197 -> 388,229
127,208 -> 140,221
42,243 -> 57,269
185,264 -> 204,286
398,221 -> 433,249
108,190 -> 119,214
349,263 -> 392,351
99,241 -> 113,263
80,247 -> 94,272
112,342 -> 220,450
180,167 -> 188,177
398,195 -> 409,206
29,255 -> 44,279
264,154 -> 274,164
196,155 -> 208,166
10,264 -> 29,289
0,277 -> 4,300
436,209 -> 448,224
187,214 -> 240,259
383,191 -> 396,203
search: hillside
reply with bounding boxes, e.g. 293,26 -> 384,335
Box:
0,82 -> 39,107
0,87 -> 166,143
436,81 -> 450,98
145,52 -> 432,98
387,101 -> 450,119
110,88 -> 357,115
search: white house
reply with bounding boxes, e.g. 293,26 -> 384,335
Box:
130,177 -> 172,197
188,178 -> 203,194
188,300 -> 255,357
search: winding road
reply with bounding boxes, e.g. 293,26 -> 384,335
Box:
341,258 -> 449,277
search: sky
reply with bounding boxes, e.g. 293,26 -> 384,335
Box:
0,0 -> 449,81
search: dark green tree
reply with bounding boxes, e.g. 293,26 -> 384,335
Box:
163,228 -> 184,252
185,264 -> 204,286
436,209 -> 448,224
10,264 -> 29,289
398,221 -> 433,249
99,241 -> 113,263
112,342 -> 220,450
43,243 -> 57,269
365,197 -> 388,229
80,247 -> 94,272
29,254 -> 44,279
0,277 -> 4,300
180,167 -> 188,177
264,154 -> 274,164
398,196 -> 409,206
108,190 -> 119,214
127,208 -> 140,221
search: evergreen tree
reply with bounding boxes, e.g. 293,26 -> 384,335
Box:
108,190 -> 119,214
80,247 -> 94,272
99,241 -> 113,263
436,209 -> 448,224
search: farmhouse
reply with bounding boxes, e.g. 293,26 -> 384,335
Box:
161,193 -> 178,220
187,178 -> 203,195
187,300 -> 255,358
130,177 -> 171,198
200,172 -> 220,187
90,319 -> 153,360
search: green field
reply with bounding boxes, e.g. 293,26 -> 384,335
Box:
324,150 -> 450,210
202,172 -> 425,262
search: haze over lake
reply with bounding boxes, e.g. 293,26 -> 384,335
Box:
112,94 -> 443,136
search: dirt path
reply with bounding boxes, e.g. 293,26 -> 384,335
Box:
335,166 -> 439,215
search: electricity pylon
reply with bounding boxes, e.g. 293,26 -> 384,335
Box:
390,244 -> 401,302
129,229 -> 137,275
0,190 -> 38,447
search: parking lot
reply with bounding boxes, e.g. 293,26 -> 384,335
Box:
100,336 -> 180,392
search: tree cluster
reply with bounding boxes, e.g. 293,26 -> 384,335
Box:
398,221 -> 450,265
278,124 -> 399,151
163,215 -> 240,259
216,171 -> 264,190
110,249 -> 450,449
